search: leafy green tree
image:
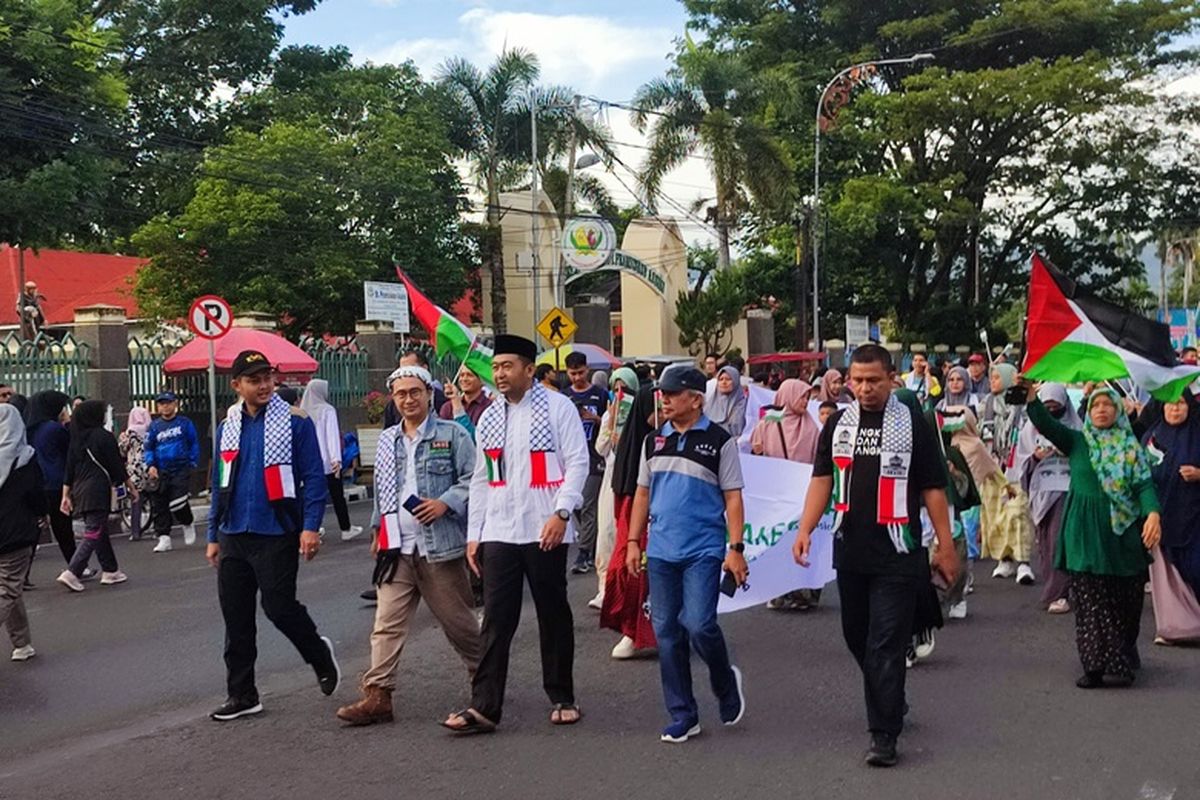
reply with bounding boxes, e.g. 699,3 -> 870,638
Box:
675,262 -> 748,355
0,1 -> 128,248
632,39 -> 792,271
681,0 -> 1200,342
133,59 -> 470,336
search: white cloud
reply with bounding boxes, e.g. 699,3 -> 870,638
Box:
362,7 -> 674,96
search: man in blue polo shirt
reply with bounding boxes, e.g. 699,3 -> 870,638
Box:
625,366 -> 748,744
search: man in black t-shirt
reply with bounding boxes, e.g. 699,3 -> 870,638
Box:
563,352 -> 609,574
793,345 -> 957,768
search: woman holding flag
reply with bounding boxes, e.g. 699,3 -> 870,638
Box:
590,367 -> 640,611
1021,379 -> 1161,688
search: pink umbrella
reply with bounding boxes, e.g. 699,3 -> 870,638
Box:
162,328 -> 318,376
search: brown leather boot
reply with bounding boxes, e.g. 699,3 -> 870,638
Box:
336,685 -> 394,726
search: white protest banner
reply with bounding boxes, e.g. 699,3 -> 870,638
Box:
718,454 -> 836,613
739,384 -> 776,452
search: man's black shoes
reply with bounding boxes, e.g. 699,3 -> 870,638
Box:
865,733 -> 898,767
316,636 -> 341,696
211,698 -> 263,721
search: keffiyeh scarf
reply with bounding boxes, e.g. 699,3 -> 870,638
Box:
831,394 -> 917,554
219,392 -> 295,501
476,383 -> 563,489
372,422 -> 411,585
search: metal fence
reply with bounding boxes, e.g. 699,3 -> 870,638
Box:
129,335 -> 368,413
0,333 -> 90,397
128,336 -> 235,412
302,338 -> 369,407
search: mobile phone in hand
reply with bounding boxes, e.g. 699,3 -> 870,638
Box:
402,495 -> 423,514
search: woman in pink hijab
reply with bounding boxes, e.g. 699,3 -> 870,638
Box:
815,369 -> 852,404
751,379 -> 820,463
119,407 -> 153,540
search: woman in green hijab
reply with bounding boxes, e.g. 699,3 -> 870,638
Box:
1024,380 -> 1161,688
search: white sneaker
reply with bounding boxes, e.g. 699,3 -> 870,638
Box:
991,560 -> 1017,579
80,567 -> 98,582
587,591 -> 604,610
611,636 -> 636,660
100,571 -> 128,585
11,645 -> 35,661
183,523 -> 197,546
1016,563 -> 1035,585
153,535 -> 173,553
948,601 -> 968,620
340,525 -> 364,542
1047,598 -> 1071,614
56,570 -> 84,592
915,628 -> 936,660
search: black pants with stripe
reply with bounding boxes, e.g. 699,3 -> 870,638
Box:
152,468 -> 194,537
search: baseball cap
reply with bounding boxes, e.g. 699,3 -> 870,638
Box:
659,366 -> 707,393
968,353 -> 986,364
231,350 -> 273,379
155,391 -> 178,403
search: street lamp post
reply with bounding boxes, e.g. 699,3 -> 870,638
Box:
812,53 -> 933,349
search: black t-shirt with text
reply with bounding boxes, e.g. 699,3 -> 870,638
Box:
565,385 -> 610,475
813,403 -> 946,576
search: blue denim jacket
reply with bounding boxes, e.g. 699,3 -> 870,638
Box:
371,415 -> 475,562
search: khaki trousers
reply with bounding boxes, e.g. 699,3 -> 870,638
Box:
0,549 -> 32,649
362,554 -> 482,691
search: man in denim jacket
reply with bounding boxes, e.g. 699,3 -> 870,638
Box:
336,365 -> 482,726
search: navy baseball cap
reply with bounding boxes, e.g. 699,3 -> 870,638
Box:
659,366 -> 707,393
155,391 -> 178,403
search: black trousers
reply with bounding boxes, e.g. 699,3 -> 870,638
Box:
325,474 -> 351,531
44,490 -> 75,562
217,532 -> 327,702
837,571 -> 922,738
152,469 -> 194,537
471,542 -> 574,723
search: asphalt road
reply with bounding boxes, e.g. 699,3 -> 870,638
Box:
2,500 -> 1198,800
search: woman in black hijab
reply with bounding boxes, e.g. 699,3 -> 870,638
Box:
25,391 -> 76,564
599,384 -> 659,658
1143,392 -> 1200,644
56,400 -> 137,592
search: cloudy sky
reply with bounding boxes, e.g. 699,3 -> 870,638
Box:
281,0 -> 723,246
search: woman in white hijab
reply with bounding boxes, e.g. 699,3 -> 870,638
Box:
1016,383 -> 1082,613
0,404 -> 45,661
300,380 -> 362,541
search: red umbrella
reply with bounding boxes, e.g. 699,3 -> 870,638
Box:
162,328 -> 318,376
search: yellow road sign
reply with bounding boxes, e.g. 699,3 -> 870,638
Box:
536,306 -> 577,347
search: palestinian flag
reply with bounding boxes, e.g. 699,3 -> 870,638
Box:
218,450 -> 238,490
377,512 -> 403,551
1022,254 -> 1200,401
395,267 -> 493,384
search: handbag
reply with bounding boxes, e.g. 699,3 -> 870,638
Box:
86,447 -> 125,514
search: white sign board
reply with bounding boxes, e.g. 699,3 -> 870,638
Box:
363,281 -> 410,333
845,314 -> 870,344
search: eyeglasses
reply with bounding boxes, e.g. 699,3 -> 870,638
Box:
391,388 -> 428,400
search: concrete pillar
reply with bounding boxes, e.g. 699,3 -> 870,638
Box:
825,338 -> 846,369
746,309 -> 774,357
572,301 -> 612,350
910,342 -> 927,353
233,311 -> 278,331
356,320 -> 398,398
73,305 -> 130,426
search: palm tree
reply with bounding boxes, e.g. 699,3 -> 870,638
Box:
632,42 -> 791,270
438,53 -> 613,333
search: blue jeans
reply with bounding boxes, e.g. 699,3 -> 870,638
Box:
647,555 -> 735,724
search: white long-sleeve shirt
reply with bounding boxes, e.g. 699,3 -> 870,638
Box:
467,388 -> 590,544
310,405 -> 342,475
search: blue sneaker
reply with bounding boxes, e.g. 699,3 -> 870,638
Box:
720,665 -> 746,726
660,719 -> 701,743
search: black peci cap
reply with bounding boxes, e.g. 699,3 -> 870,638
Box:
493,334 -> 539,363
231,350 -> 273,379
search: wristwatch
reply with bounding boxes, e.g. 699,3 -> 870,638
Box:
728,542 -> 745,553
555,509 -> 571,522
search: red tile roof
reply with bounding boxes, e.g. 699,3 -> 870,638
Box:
1,245 -> 145,326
